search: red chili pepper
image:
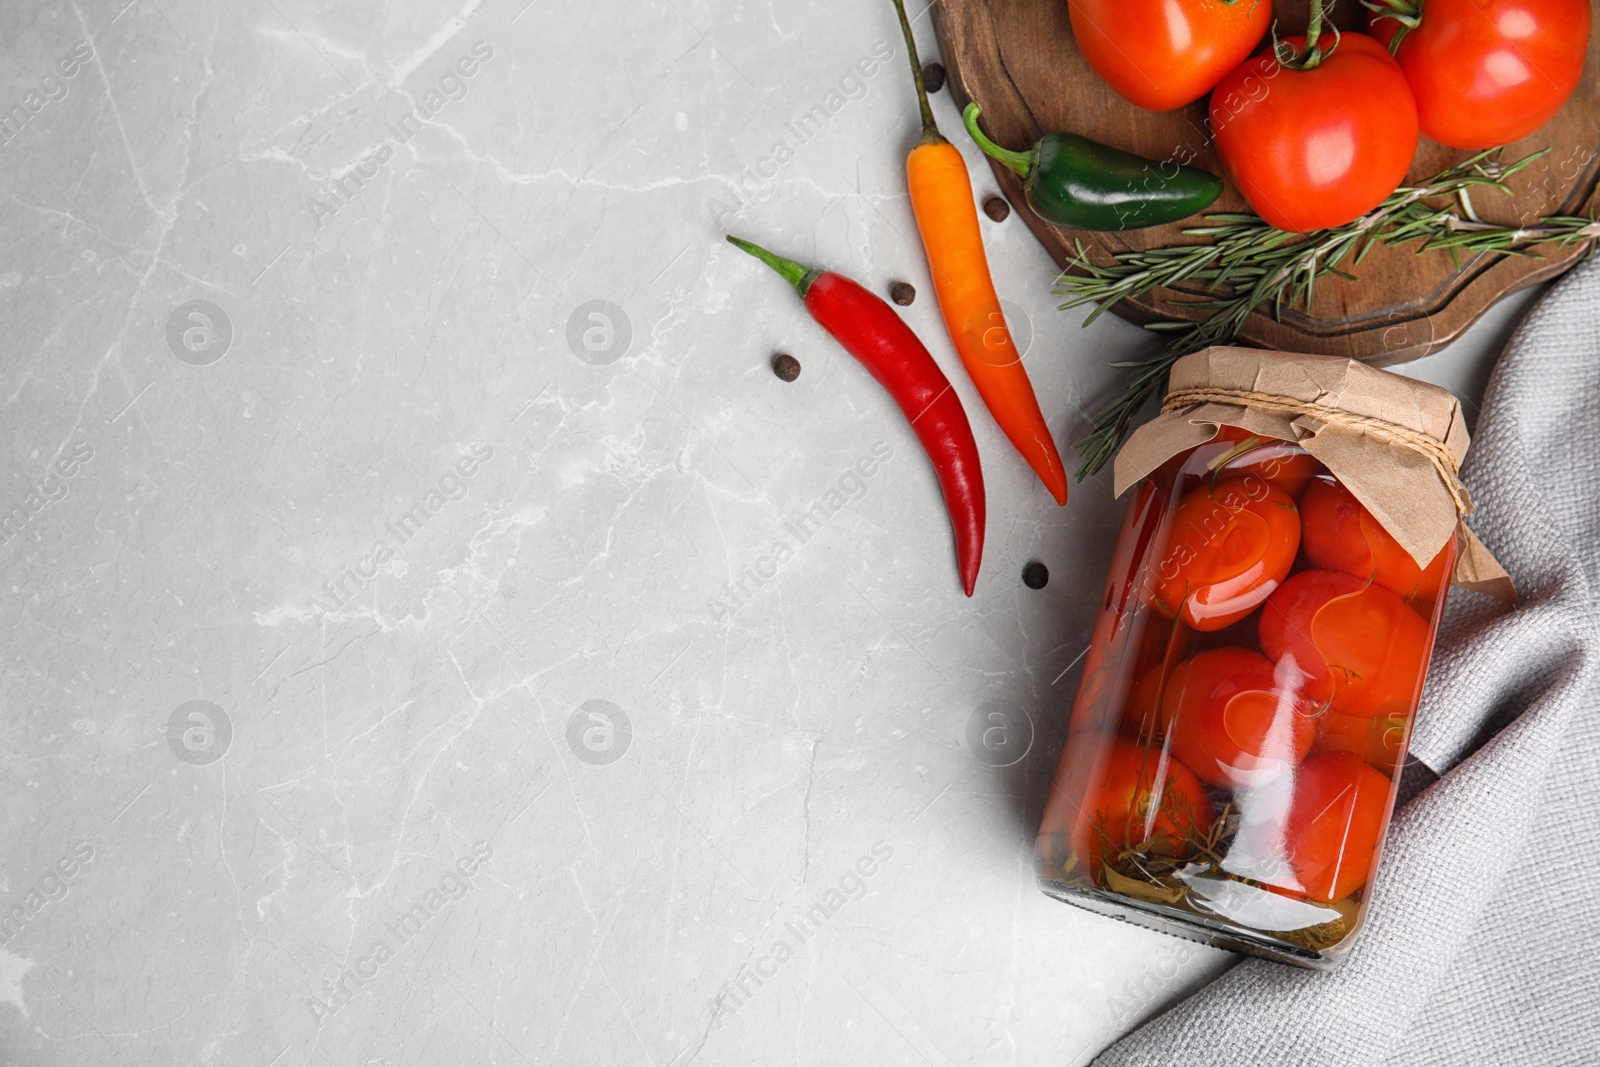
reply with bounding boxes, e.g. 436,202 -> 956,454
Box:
727,235 -> 986,596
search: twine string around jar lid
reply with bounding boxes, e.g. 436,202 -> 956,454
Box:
1159,386 -> 1473,517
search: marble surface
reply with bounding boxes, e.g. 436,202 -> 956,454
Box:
0,1 -> 1540,1064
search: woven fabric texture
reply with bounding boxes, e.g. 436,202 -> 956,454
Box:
1094,258 -> 1600,1067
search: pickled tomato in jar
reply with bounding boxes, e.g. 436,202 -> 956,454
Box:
1037,427 -> 1459,966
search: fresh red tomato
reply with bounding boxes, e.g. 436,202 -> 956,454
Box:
1279,751 -> 1394,902
1057,738 -> 1211,879
1141,476 -> 1301,631
1069,0 -> 1273,111
1300,477 -> 1453,607
1210,33 -> 1419,232
1370,0 -> 1591,149
1315,709 -> 1410,772
1210,426 -> 1324,498
1259,570 -> 1430,717
1161,648 -> 1314,789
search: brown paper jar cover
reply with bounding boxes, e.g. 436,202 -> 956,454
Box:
1114,347 -> 1513,601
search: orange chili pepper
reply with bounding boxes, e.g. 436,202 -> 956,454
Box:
889,0 -> 1068,506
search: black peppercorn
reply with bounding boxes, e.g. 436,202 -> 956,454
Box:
772,353 -> 801,381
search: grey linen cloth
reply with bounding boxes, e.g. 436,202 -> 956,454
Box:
1094,257 -> 1600,1067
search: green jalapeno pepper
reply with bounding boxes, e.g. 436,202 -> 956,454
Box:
962,103 -> 1223,231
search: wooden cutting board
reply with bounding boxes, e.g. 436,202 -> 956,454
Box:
932,0 -> 1600,365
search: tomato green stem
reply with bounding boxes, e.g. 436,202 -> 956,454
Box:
725,235 -> 821,297
1362,0 -> 1420,17
1361,0 -> 1422,53
890,0 -> 945,146
1304,0 -> 1325,46
1275,0 -> 1339,71
962,103 -> 1033,178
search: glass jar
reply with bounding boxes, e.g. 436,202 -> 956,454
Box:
1036,350 -> 1508,968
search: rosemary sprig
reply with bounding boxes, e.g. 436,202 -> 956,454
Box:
1060,149 -> 1600,479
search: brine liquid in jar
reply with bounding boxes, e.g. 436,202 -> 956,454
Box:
1037,427 -> 1456,966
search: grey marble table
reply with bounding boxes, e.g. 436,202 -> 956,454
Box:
0,1 -> 1538,1064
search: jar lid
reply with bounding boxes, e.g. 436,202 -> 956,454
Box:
1114,346 -> 1513,601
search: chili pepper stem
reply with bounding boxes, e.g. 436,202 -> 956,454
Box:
962,103 -> 1033,179
890,0 -> 946,146
725,235 -> 822,297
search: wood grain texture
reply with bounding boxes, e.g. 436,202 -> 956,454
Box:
931,0 -> 1600,365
